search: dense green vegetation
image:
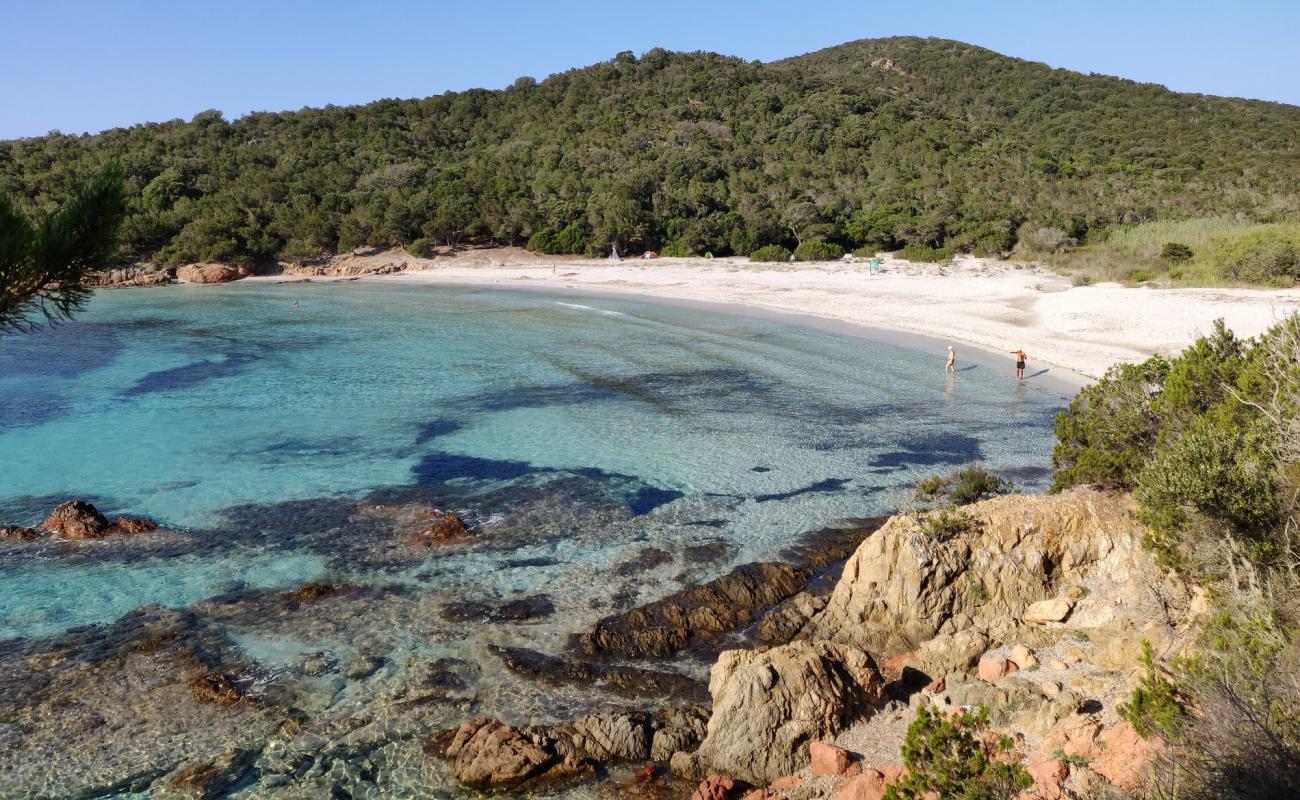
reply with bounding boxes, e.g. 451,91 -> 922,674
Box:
0,164 -> 124,332
885,706 -> 1030,800
1053,317 -> 1300,798
1,37 -> 1296,269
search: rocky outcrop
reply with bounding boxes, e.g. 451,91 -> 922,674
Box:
578,520 -> 884,659
443,594 -> 554,622
577,562 -> 810,658
86,263 -> 175,287
405,509 -> 473,546
693,640 -> 885,784
177,262 -> 250,284
438,719 -> 588,791
0,524 -> 43,541
802,490 -> 1175,659
38,499 -> 158,540
490,645 -> 708,703
436,709 -> 707,792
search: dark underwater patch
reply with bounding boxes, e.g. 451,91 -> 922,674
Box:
122,354 -> 258,397
248,436 -> 366,464
0,320 -> 136,379
754,478 -> 852,503
625,485 -> 687,516
414,419 -> 464,445
413,452 -> 537,485
872,431 -> 984,469
0,391 -> 70,428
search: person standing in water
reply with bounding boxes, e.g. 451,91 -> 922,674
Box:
1010,348 -> 1027,380
945,345 -> 955,373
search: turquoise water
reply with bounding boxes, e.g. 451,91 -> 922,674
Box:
0,282 -> 1064,642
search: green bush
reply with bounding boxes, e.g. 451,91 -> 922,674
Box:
916,463 -> 1012,505
1118,641 -> 1188,739
1129,269 -> 1155,283
1136,416 -> 1279,565
1051,358 -> 1171,491
407,237 -> 436,258
852,245 -> 879,259
748,244 -> 793,262
792,239 -> 844,261
920,507 -> 978,541
1205,225 -> 1300,285
884,706 -> 1031,800
527,221 -> 591,255
897,244 -> 954,263
1161,242 -> 1194,262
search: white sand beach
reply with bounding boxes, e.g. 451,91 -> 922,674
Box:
260,247 -> 1300,386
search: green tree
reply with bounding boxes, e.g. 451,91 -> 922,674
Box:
0,164 -> 126,332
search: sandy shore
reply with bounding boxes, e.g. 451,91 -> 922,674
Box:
254,248 -> 1300,385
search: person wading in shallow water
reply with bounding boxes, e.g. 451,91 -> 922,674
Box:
945,345 -> 956,373
1010,348 -> 1027,380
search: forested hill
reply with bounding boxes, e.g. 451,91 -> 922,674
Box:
2,36 -> 1298,266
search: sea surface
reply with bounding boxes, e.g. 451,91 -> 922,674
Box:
0,282 -> 1066,796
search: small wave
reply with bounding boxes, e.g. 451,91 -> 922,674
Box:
553,301 -> 627,317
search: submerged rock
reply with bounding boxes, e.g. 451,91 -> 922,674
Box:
694,640 -> 885,784
491,646 -> 708,702
405,509 -> 474,546
282,581 -> 360,605
0,606 -> 289,799
442,594 -> 554,623
0,524 -> 43,541
437,718 -> 593,791
578,562 -> 810,658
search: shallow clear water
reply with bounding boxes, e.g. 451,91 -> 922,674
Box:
0,282 -> 1069,797
0,282 -> 1064,642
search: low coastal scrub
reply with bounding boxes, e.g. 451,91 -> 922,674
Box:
896,244 -> 954,264
792,239 -> 844,262
884,706 -> 1030,800
919,507 -> 978,541
916,463 -> 1012,506
1051,217 -> 1300,287
1052,314 -> 1300,798
748,244 -> 792,262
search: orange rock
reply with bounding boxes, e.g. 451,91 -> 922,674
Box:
1026,754 -> 1068,799
693,774 -> 747,800
811,741 -> 857,777
978,653 -> 1018,682
769,775 -> 803,792
1092,721 -> 1162,791
1042,715 -> 1102,760
838,769 -> 886,800
837,765 -> 904,800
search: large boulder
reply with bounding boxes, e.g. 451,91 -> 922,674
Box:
694,640 -> 885,784
40,499 -> 109,538
440,718 -> 587,791
177,262 -> 249,284
39,500 -> 158,540
802,490 -> 1160,656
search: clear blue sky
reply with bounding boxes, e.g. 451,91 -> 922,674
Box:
2,0 -> 1297,140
